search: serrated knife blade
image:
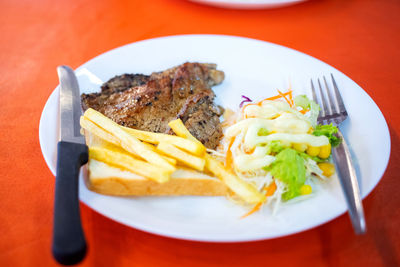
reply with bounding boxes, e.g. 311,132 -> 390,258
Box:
58,66 -> 85,143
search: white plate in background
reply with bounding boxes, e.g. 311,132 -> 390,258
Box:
189,0 -> 307,9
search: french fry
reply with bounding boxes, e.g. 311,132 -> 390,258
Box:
84,128 -> 131,154
168,118 -> 265,204
82,117 -> 176,165
89,147 -> 171,183
168,119 -> 203,145
204,154 -> 266,204
80,116 -> 121,147
122,126 -> 205,156
83,108 -> 175,172
142,142 -> 177,165
157,142 -> 205,171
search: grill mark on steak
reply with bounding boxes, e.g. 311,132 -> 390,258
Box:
101,74 -> 150,94
81,62 -> 225,149
81,74 -> 150,111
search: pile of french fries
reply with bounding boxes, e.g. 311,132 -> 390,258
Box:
80,108 -> 265,204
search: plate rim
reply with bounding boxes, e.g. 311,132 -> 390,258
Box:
39,34 -> 391,242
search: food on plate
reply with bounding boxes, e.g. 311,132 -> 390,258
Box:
84,128 -> 227,196
156,141 -> 206,171
81,108 -> 263,202
81,62 -> 225,149
83,108 -> 176,173
168,118 -> 265,204
79,62 -> 339,216
122,126 -> 205,156
220,91 -> 339,216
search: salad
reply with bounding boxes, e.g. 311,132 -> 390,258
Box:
216,90 -> 340,217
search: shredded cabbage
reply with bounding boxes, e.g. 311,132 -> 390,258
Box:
294,95 -> 320,128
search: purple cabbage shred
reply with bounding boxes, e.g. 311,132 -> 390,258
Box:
239,95 -> 253,108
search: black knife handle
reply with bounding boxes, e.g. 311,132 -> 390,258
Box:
52,141 -> 88,265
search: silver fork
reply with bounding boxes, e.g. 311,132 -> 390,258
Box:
311,74 -> 366,234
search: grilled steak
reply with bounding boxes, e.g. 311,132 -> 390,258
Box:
101,74 -> 150,94
81,62 -> 225,149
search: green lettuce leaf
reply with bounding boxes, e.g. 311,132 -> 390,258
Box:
265,140 -> 285,155
313,124 -> 341,147
265,148 -> 306,200
294,95 -> 311,109
300,153 -> 326,163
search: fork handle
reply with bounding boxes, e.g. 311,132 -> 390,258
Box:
332,129 -> 366,234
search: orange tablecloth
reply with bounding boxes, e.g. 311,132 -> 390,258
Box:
1,0 -> 399,266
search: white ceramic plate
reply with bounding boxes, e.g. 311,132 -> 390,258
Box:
189,0 -> 307,9
39,35 -> 390,242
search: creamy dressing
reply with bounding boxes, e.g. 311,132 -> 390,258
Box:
223,99 -> 328,173
219,94 -> 332,210
245,133 -> 329,150
225,116 -> 328,151
234,146 -> 275,172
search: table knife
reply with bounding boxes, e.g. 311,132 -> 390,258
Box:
52,65 -> 88,265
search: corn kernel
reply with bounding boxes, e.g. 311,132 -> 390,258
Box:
318,144 -> 331,159
292,143 -> 307,152
300,184 -> 312,195
306,146 -> 320,157
318,162 -> 335,177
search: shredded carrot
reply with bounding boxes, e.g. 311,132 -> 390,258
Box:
242,102 -> 260,111
225,137 -> 235,170
242,102 -> 258,119
299,109 -> 309,114
241,202 -> 262,219
243,90 -> 291,109
265,180 -> 277,197
241,181 -> 277,219
288,89 -> 294,106
277,89 -> 293,107
264,95 -> 283,101
245,91 -> 292,110
264,91 -> 291,101
242,90 -> 293,119
243,90 -> 293,110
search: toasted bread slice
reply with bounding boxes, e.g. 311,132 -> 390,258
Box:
84,130 -> 227,196
87,160 -> 227,196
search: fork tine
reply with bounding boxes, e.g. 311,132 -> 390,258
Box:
317,78 -> 330,117
310,79 -> 318,102
330,74 -> 347,114
311,79 -> 324,117
323,76 -> 338,114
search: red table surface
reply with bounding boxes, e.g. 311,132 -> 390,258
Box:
1,0 -> 399,266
